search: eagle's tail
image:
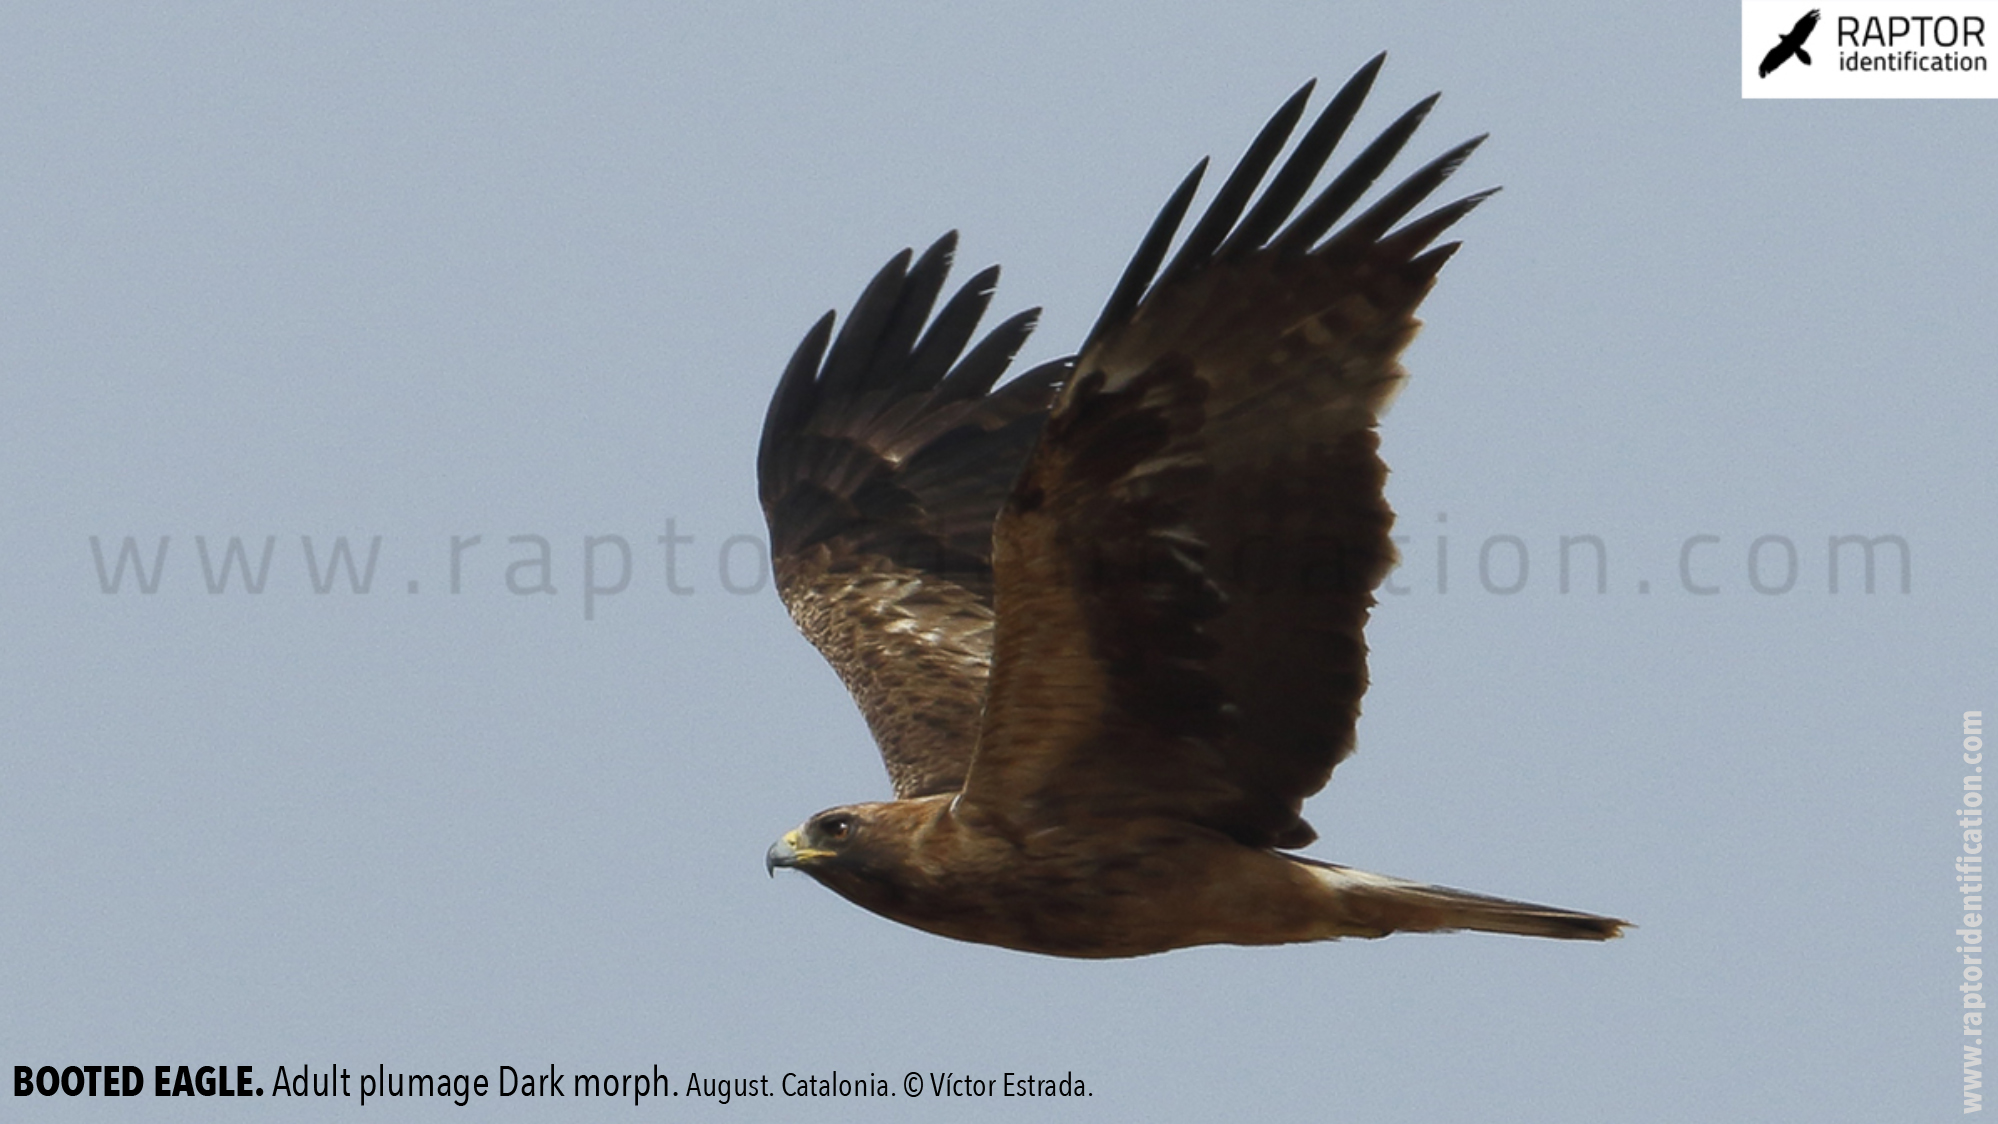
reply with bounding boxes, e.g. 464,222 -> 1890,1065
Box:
1797,47 -> 1813,65
1295,857 -> 1628,941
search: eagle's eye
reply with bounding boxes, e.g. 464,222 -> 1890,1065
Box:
817,813 -> 854,842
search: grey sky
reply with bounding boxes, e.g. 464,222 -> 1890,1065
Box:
3,3 -> 1991,1120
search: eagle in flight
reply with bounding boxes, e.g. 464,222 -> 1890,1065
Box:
758,56 -> 1627,957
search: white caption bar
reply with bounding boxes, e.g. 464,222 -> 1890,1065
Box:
1744,1 -> 1998,97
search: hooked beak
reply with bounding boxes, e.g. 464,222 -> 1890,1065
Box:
765,827 -> 833,877
765,830 -> 802,877
759,826 -> 799,878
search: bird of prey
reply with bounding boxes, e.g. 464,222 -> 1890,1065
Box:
758,56 -> 1627,958
1759,9 -> 1821,77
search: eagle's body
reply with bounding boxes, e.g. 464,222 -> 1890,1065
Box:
773,795 -> 1613,958
757,57 -> 1627,957
776,797 -> 1309,960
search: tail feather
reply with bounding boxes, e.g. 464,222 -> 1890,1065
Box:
1298,858 -> 1628,941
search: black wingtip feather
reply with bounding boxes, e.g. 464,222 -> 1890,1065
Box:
937,308 -> 1041,401
1150,81 -> 1316,297
1403,240 -> 1464,284
1374,186 -> 1499,265
817,248 -> 914,399
1083,57 -> 1487,355
1084,157 -> 1209,352
760,235 -> 1058,514
1271,91 -> 1442,256
904,263 -> 1002,392
1219,58 -> 1383,259
1327,135 -> 1490,255
758,311 -> 836,501
858,234 -> 959,396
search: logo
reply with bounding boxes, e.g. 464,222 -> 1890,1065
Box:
1759,8 -> 1821,75
1743,1 -> 1998,98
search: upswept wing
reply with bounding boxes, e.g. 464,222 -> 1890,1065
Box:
758,233 -> 1067,798
961,57 -> 1491,849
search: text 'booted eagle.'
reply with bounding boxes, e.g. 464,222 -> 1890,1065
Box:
758,56 -> 1628,958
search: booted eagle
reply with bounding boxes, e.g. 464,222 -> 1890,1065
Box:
758,56 -> 1627,957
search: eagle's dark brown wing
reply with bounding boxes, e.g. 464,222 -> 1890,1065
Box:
960,57 -> 1491,849
759,233 -> 1067,798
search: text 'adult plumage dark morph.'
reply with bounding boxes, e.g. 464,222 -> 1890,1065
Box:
756,55 -> 1628,958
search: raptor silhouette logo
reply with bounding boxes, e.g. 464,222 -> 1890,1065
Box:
1760,8 -> 1822,76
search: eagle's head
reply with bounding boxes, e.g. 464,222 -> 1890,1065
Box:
764,796 -> 959,916
765,805 -> 869,874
